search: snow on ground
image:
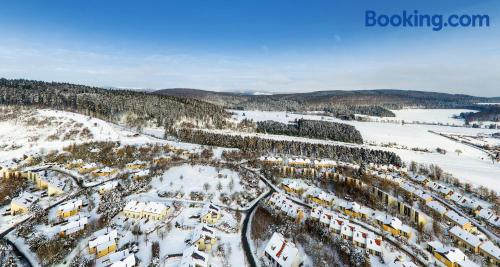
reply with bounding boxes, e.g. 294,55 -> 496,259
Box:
382,108 -> 475,125
0,108 -> 205,165
231,110 -> 500,192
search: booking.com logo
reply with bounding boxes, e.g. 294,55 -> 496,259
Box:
365,10 -> 490,31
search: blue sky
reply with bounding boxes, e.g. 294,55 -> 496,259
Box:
0,0 -> 499,96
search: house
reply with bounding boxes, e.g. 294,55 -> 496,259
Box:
426,241 -> 479,267
426,201 -> 448,216
488,215 -> 500,228
180,245 -> 210,267
449,226 -> 482,253
123,200 -> 146,219
10,192 -> 38,215
375,215 -> 412,239
153,156 -> 172,165
92,167 -> 117,177
78,163 -> 99,174
132,169 -> 150,179
288,158 -> 310,167
59,217 -> 88,237
200,203 -> 222,225
98,181 -> 119,194
65,159 -> 84,169
329,218 -> 345,234
479,241 -> 500,266
313,159 -> 336,168
400,183 -> 416,195
188,224 -> 217,252
281,179 -> 309,194
445,211 -> 473,231
475,208 -> 494,221
263,232 -> 302,267
338,201 -> 368,219
260,156 -> 284,165
89,229 -> 118,258
96,250 -> 136,267
307,189 -> 335,207
57,199 -> 83,218
47,179 -> 66,196
366,238 -> 383,257
142,202 -> 171,221
449,192 -> 464,203
125,160 -> 147,170
413,189 -> 433,203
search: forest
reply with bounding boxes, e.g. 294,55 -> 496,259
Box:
155,88 -> 499,115
256,119 -> 363,144
0,78 -> 230,129
457,105 -> 500,123
171,128 -> 402,165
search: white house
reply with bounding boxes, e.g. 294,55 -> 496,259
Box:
264,232 -> 302,267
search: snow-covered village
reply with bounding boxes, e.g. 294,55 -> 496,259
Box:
0,100 -> 499,267
1,1 -> 500,266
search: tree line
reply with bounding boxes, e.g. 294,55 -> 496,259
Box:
171,128 -> 402,165
0,78 -> 230,129
256,119 -> 363,144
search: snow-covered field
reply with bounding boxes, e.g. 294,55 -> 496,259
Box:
231,110 -> 500,192
383,108 -> 474,125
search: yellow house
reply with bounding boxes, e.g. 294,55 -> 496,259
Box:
125,160 -> 147,170
35,176 -> 49,189
308,190 -> 335,207
57,199 -> 83,218
10,192 -> 39,215
339,202 -> 367,219
123,200 -> 146,219
449,226 -> 481,254
281,179 -> 308,195
142,202 -> 172,221
375,215 -> 412,239
201,204 -> 222,225
92,167 -> 117,177
65,159 -> 84,169
397,201 -> 428,227
190,224 -> 217,252
153,156 -> 172,165
88,229 -> 118,257
78,163 -> 99,174
48,180 -> 66,196
426,241 -> 473,267
445,211 -> 473,231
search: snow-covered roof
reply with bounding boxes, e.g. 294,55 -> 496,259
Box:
133,169 -> 150,177
81,163 -> 98,169
442,248 -> 467,263
426,201 -> 447,214
281,179 -> 309,191
180,245 -> 209,267
190,224 -> 216,243
314,159 -> 336,166
127,160 -> 146,165
12,192 -> 38,209
413,189 -> 432,201
94,166 -> 115,173
57,199 -> 82,213
449,192 -> 463,203
488,215 -> 500,227
449,226 -> 482,247
376,214 -> 404,230
99,181 -> 119,191
456,259 -> 479,267
96,250 -> 135,267
123,200 -> 146,213
342,201 -> 361,212
264,232 -> 300,267
60,217 -> 88,233
201,203 -> 221,216
400,183 -> 416,194
366,238 -> 382,252
143,202 -> 168,215
97,240 -> 116,252
476,208 -> 494,220
445,211 -> 470,226
479,241 -> 500,260
89,229 -> 118,249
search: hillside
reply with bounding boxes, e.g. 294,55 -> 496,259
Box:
0,79 -> 230,129
154,88 -> 500,116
